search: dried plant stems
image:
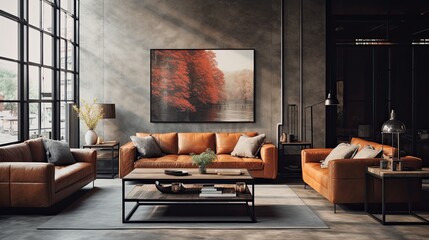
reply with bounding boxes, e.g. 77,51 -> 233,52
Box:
73,99 -> 103,130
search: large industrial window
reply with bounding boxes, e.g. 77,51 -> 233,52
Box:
0,0 -> 79,145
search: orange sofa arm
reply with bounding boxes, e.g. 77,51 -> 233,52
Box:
329,158 -> 380,179
328,157 -> 422,204
119,141 -> 137,178
260,143 -> 278,179
400,156 -> 422,169
329,156 -> 422,180
301,148 -> 333,164
0,162 -> 55,207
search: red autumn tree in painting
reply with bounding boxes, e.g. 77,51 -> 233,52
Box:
151,50 -> 195,112
187,50 -> 225,109
151,50 -> 225,120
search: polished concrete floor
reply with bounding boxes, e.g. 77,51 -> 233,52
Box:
1,178 -> 428,240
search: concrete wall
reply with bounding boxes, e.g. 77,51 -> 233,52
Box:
283,0 -> 326,148
80,0 -> 325,147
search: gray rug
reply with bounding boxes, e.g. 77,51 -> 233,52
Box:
38,179 -> 328,229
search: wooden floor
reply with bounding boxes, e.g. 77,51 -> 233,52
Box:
0,178 -> 428,240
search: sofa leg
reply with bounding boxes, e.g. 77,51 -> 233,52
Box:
334,204 -> 337,213
93,181 -> 95,188
304,183 -> 307,189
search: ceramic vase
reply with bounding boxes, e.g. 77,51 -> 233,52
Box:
199,165 -> 206,174
85,130 -> 97,145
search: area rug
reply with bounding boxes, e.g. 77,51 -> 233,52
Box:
38,179 -> 328,229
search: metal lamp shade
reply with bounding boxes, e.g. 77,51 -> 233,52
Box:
96,103 -> 116,119
324,93 -> 339,106
381,110 -> 406,133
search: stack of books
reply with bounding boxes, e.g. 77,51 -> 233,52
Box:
199,185 -> 236,197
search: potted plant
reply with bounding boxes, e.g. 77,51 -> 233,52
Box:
73,99 -> 103,145
191,148 -> 216,174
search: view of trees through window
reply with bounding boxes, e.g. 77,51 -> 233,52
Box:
0,0 -> 79,145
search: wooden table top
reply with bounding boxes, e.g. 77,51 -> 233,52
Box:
279,141 -> 312,146
123,168 -> 253,181
83,141 -> 119,148
367,166 -> 429,178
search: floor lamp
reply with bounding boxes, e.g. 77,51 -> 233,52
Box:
304,93 -> 339,146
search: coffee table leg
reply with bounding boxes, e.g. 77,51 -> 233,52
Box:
382,177 -> 385,224
252,183 -> 256,222
122,179 -> 125,223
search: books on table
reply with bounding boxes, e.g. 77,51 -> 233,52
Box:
199,185 -> 236,197
205,169 -> 243,175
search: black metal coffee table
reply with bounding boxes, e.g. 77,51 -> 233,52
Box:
122,168 -> 256,223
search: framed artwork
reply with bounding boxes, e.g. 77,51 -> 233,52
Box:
150,49 -> 255,123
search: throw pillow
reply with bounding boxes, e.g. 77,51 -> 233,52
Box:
43,139 -> 76,166
231,134 -> 266,158
320,143 -> 359,168
130,135 -> 164,158
353,145 -> 382,159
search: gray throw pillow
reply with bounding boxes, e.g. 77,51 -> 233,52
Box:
43,139 -> 76,166
353,145 -> 382,159
130,136 -> 163,158
321,143 -> 359,168
231,134 -> 266,158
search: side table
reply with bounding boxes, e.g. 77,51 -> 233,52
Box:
278,141 -> 312,178
365,166 -> 429,225
83,141 -> 120,179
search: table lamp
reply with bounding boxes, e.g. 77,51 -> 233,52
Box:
94,103 -> 116,143
381,109 -> 406,171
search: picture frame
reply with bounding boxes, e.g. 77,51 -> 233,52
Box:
150,49 -> 255,123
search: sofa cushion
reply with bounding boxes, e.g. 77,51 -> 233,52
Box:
321,143 -> 359,168
304,162 -> 329,188
25,138 -> 47,162
43,139 -> 76,166
231,134 -> 266,158
136,132 -> 178,154
54,162 -> 93,192
216,154 -> 263,170
178,132 -> 215,155
351,137 -> 396,158
133,154 -> 264,170
130,136 -> 163,158
215,132 -> 258,154
0,142 -> 32,162
134,155 -> 189,168
353,145 -> 382,159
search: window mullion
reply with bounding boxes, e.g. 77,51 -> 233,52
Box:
19,0 -> 29,141
52,2 -> 60,140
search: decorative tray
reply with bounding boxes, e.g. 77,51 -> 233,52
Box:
155,181 -> 201,194
164,169 -> 189,176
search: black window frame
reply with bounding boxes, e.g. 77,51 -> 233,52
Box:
0,0 -> 79,146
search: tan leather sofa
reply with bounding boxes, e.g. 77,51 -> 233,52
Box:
120,132 -> 278,179
0,138 -> 96,208
301,137 -> 422,211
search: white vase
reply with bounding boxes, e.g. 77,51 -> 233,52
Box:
85,130 -> 98,145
